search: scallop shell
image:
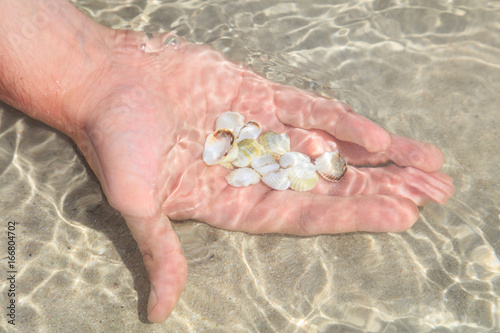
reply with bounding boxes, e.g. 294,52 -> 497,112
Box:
279,152 -> 311,169
226,168 -> 261,187
202,129 -> 238,167
232,139 -> 262,168
236,120 -> 262,142
259,131 -> 290,157
250,153 -> 280,176
261,169 -> 291,191
288,162 -> 319,192
314,150 -> 347,182
216,111 -> 245,136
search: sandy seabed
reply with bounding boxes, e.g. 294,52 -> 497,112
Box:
1,0 -> 499,332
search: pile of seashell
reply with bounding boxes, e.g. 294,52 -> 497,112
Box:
202,111 -> 347,191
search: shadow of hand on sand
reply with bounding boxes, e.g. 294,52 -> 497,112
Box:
1,103 -> 155,323
62,164 -> 152,323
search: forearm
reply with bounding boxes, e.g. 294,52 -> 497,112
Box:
0,0 -> 111,134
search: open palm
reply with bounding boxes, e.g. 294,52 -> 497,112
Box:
69,31 -> 453,322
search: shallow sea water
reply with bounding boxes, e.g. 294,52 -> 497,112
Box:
1,0 -> 500,332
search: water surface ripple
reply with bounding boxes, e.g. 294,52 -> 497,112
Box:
1,0 -> 499,332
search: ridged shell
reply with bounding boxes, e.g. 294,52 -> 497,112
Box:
261,169 -> 291,191
288,162 -> 319,192
314,151 -> 347,182
226,168 -> 261,187
216,111 -> 245,136
250,153 -> 280,176
202,129 -> 238,166
236,120 -> 262,143
259,131 -> 290,157
279,152 -> 310,169
232,139 -> 262,168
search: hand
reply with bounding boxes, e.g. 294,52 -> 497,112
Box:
66,31 -> 453,322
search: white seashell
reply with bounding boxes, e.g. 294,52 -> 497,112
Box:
259,131 -> 290,157
279,152 -> 311,169
232,139 -> 262,168
216,111 -> 245,136
288,162 -> 319,192
261,169 -> 291,191
226,168 -> 261,187
202,129 -> 238,166
314,150 -> 347,182
236,120 -> 262,143
250,153 -> 280,176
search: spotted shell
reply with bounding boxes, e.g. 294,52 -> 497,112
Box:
279,152 -> 311,169
226,167 -> 261,187
288,162 -> 319,192
216,111 -> 245,137
250,153 -> 280,176
314,150 -> 347,182
259,131 -> 290,157
236,120 -> 262,143
232,139 -> 262,168
261,169 -> 291,191
202,129 -> 238,167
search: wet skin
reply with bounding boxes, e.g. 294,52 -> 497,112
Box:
0,0 -> 454,323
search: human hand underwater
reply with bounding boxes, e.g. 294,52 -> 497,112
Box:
65,31 -> 453,322
0,1 -> 453,323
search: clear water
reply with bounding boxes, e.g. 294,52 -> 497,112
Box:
1,0 -> 499,332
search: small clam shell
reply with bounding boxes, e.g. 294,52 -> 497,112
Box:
279,152 -> 311,169
261,169 -> 291,191
250,153 -> 280,176
216,111 -> 245,136
259,131 -> 290,157
314,151 -> 347,182
288,162 -> 319,192
226,168 -> 261,187
236,120 -> 262,142
232,139 -> 262,168
202,129 -> 238,166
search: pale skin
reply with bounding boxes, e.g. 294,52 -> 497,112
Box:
0,0 -> 454,323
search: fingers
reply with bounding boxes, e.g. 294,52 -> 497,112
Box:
273,85 -> 391,153
285,126 -> 446,173
240,191 -> 419,235
193,158 -> 453,236
384,134 -> 445,172
313,164 -> 454,206
124,213 -> 188,323
231,73 -> 444,174
334,134 -> 445,172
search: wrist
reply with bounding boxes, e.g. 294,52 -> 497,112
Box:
0,0 -> 113,136
63,29 -> 150,136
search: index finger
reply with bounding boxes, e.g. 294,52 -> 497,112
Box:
273,85 -> 391,153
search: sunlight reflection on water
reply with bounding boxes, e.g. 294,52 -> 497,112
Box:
0,0 -> 499,332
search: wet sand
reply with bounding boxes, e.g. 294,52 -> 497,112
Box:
0,0 -> 499,332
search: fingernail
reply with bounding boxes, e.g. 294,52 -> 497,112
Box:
147,284 -> 157,316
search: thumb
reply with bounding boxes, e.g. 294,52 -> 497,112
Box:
124,213 -> 188,323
